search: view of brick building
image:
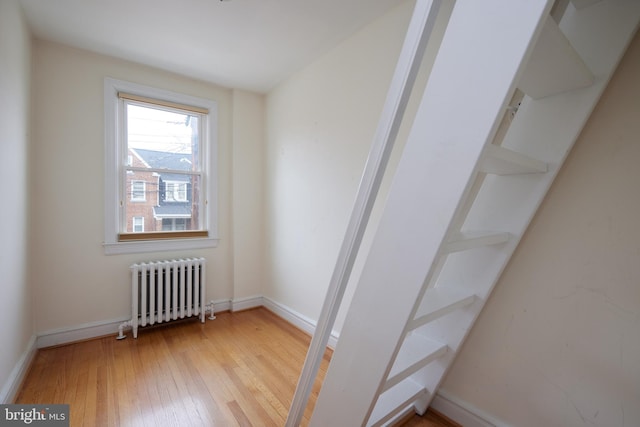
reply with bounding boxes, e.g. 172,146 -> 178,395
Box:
124,147 -> 198,233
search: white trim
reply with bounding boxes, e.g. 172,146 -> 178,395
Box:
103,236 -> 219,255
431,389 -> 511,427
231,295 -> 264,312
37,317 -> 130,348
0,335 -> 37,403
262,297 -> 340,349
211,298 -> 232,313
31,295 -> 339,352
36,299 -> 233,347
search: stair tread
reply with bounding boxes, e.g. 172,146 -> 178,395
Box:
480,144 -> 548,175
368,379 -> 428,427
384,333 -> 447,391
410,286 -> 477,330
518,17 -> 594,99
443,231 -> 510,253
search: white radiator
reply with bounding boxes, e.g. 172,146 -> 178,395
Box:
118,258 -> 208,339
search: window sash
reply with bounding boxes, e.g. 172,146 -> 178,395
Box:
120,98 -> 204,236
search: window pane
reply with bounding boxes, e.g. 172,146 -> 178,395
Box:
124,174 -> 157,232
161,218 -> 192,231
123,175 -> 202,232
158,174 -> 201,230
126,103 -> 200,171
105,78 -> 218,249
122,100 -> 204,234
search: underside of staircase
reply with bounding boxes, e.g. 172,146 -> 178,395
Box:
286,0 -> 640,426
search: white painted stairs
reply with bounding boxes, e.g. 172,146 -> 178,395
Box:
287,0 -> 640,426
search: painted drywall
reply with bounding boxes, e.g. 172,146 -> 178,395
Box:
0,0 -> 33,401
29,40 -> 235,334
441,29 -> 640,427
264,0 -> 410,330
264,0 -> 452,333
232,89 -> 265,301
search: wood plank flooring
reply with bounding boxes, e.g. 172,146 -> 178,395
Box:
15,308 -> 456,426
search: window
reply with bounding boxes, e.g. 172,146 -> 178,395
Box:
131,181 -> 146,201
133,217 -> 144,232
165,181 -> 188,202
104,78 -> 218,254
162,218 -> 189,231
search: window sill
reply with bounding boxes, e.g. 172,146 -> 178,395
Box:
103,236 -> 219,255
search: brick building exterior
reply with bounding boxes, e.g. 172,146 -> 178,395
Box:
124,148 -> 196,233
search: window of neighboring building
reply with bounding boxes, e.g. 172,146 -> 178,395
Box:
162,218 -> 190,231
104,78 -> 218,254
131,180 -> 146,201
165,181 -> 188,202
133,217 -> 144,232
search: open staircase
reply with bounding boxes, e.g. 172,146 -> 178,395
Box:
286,0 -> 640,426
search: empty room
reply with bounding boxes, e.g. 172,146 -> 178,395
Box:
1,0 -> 639,426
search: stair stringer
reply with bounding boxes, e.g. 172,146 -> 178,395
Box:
309,0 -> 640,426
392,0 -> 640,422
308,1 -> 556,426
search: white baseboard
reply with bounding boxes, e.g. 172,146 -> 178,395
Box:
262,296 -> 340,348
37,317 -> 130,348
211,298 -> 232,313
431,389 -> 511,427
0,334 -> 37,403
231,295 -> 264,312
34,297 -> 337,350
37,299 -> 229,348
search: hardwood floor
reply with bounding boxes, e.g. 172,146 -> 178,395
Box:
16,308 -> 456,427
399,410 -> 462,427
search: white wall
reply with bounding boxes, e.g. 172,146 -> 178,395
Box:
0,0 -> 33,401
232,89 -> 265,303
29,40 -> 236,334
441,30 -> 640,427
264,1 -> 408,328
264,0 -> 452,332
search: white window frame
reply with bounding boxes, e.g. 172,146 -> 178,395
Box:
164,180 -> 188,202
104,78 -> 219,255
133,217 -> 145,232
131,180 -> 146,201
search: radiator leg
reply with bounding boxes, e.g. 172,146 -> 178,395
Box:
117,320 -> 131,340
208,300 -> 216,320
